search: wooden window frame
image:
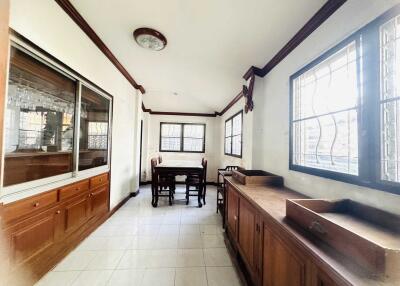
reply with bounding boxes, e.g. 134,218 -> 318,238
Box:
224,110 -> 243,158
289,4 -> 400,196
159,122 -> 206,153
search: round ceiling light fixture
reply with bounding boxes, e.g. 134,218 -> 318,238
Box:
133,28 -> 167,51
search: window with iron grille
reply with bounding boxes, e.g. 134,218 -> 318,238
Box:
160,123 -> 205,153
225,111 -> 242,157
88,121 -> 108,150
289,5 -> 400,195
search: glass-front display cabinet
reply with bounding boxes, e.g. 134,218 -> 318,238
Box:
2,42 -> 112,192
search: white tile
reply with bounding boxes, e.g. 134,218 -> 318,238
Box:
203,248 -> 232,266
36,271 -> 80,286
117,250 -> 149,269
107,269 -> 145,286
178,234 -> 203,249
76,237 -> 108,251
141,268 -> 175,286
53,251 -> 98,271
175,267 -> 207,286
137,224 -> 161,235
179,224 -> 200,235
159,224 -> 180,235
206,267 -> 242,286
180,215 -> 199,225
176,249 -> 205,267
202,234 -> 226,248
146,249 -> 177,268
72,270 -> 113,286
154,234 -> 179,249
104,237 -> 133,250
85,250 -> 124,270
130,236 -> 156,249
199,224 -> 223,235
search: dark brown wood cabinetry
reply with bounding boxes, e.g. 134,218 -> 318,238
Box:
1,172 -> 110,285
224,179 -> 347,286
262,226 -> 306,286
226,183 -> 239,237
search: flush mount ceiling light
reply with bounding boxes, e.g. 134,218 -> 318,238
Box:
133,28 -> 167,51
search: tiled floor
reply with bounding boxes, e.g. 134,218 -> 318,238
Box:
36,185 -> 243,286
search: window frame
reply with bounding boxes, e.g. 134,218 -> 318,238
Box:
1,36 -> 113,195
159,122 -> 206,153
289,4 -> 400,196
224,110 -> 243,158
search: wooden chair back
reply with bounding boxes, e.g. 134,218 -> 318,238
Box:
158,155 -> 162,164
202,159 -> 207,183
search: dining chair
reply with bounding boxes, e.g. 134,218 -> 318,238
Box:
151,158 -> 175,206
185,159 -> 207,206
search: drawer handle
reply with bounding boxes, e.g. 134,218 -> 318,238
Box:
33,202 -> 40,207
234,215 -> 237,221
56,210 -> 61,214
309,221 -> 327,235
99,179 -> 103,182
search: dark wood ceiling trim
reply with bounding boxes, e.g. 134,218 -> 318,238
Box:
244,0 -> 346,79
217,91 -> 244,116
142,103 -> 217,117
55,0 -> 145,94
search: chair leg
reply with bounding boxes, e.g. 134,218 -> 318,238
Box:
169,190 -> 173,206
197,186 -> 203,208
203,184 -> 206,205
185,184 -> 189,205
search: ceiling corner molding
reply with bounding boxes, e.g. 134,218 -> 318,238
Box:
141,102 -> 217,117
55,0 -> 145,94
218,91 -> 244,116
245,0 -> 347,79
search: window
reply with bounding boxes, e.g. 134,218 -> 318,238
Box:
160,123 -> 205,153
79,86 -> 110,170
2,42 -> 112,189
289,5 -> 400,195
225,111 -> 242,157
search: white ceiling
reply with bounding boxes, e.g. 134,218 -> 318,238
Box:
70,0 -> 326,113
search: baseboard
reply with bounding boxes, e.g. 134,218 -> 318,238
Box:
132,189 -> 140,197
139,181 -> 217,186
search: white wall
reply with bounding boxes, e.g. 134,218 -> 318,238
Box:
8,0 -> 140,208
141,114 -> 220,182
252,0 -> 400,215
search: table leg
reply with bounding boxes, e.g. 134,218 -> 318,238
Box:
153,171 -> 159,207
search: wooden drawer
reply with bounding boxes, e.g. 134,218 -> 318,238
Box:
90,173 -> 109,189
2,190 -> 58,224
59,180 -> 89,201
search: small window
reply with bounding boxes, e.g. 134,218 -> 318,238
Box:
160,123 -> 205,153
225,111 -> 242,157
88,122 -> 108,150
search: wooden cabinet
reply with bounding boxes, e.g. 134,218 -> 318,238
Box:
63,194 -> 90,234
238,197 -> 261,281
1,172 -> 110,282
89,184 -> 109,217
310,264 -> 337,286
7,206 -> 63,264
262,226 -> 306,286
226,184 -> 239,238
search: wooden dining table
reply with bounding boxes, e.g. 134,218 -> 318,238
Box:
153,161 -> 204,208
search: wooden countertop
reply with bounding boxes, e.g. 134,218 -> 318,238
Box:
225,177 -> 399,286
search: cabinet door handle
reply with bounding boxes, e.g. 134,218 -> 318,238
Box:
56,210 -> 61,214
234,215 -> 237,221
33,202 -> 40,207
